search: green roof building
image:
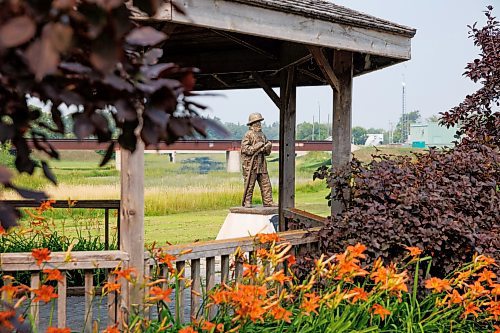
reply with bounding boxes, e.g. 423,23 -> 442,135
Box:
409,122 -> 458,148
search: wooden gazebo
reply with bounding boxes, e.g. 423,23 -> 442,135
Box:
121,0 -> 416,314
1,0 -> 416,329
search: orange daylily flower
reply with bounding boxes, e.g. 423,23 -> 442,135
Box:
371,304 -> 391,320
346,243 -> 367,259
350,287 -> 369,303
455,270 -> 473,285
201,320 -> 216,331
159,253 -> 177,272
210,290 -> 231,305
462,302 -> 480,318
256,248 -> 269,259
32,248 -> 51,266
0,284 -> 28,300
0,226 -> 5,235
469,281 -> 488,298
266,271 -> 291,285
43,269 -> 64,282
448,289 -> 463,305
257,233 -> 281,244
476,269 -> 497,285
33,285 -> 58,303
37,199 -> 55,214
102,282 -> 121,294
425,277 -> 451,293
242,264 -> 260,278
47,327 -> 71,333
300,292 -> 320,316
404,246 -> 422,257
178,327 -> 197,333
286,254 -> 296,266
0,309 -> 16,330
103,325 -> 120,333
490,283 -> 500,296
271,306 -> 292,323
201,321 -> 224,332
148,286 -> 172,303
113,267 -> 137,281
494,325 -> 500,333
475,254 -> 496,268
487,300 -> 500,320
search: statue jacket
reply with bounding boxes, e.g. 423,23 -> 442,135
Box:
241,130 -> 272,177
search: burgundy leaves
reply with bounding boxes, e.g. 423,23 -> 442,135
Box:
440,6 -> 500,147
0,0 -> 215,230
315,7 -> 500,280
126,26 -> 167,46
318,146 -> 499,279
0,16 -> 36,48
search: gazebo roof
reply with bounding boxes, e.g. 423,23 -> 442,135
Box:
232,0 -> 415,37
136,0 -> 416,90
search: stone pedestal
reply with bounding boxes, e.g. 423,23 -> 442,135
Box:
226,150 -> 241,173
216,206 -> 279,240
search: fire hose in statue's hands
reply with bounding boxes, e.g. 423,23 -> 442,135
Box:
241,142 -> 271,206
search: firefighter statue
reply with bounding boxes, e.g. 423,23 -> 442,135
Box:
241,112 -> 276,208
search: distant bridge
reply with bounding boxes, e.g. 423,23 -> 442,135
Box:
25,139 -> 333,172
25,139 -> 333,152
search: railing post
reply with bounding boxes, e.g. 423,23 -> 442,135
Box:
120,140 -> 145,316
57,273 -> 67,328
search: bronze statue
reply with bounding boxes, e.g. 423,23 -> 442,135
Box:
241,112 -> 276,207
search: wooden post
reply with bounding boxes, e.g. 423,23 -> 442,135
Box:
279,45 -> 297,231
120,140 -> 145,315
331,50 -> 353,216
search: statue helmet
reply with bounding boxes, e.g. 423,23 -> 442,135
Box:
247,112 -> 264,126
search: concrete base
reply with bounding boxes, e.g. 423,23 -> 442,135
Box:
216,206 -> 278,240
226,150 -> 241,173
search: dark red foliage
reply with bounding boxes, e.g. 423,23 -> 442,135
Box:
316,145 -> 499,277
0,1 -> 225,230
440,7 -> 500,147
315,7 -> 500,277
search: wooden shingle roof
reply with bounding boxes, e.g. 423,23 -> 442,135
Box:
231,0 -> 416,38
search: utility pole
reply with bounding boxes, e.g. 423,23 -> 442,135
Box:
327,113 -> 330,137
312,115 -> 315,140
318,102 -> 321,140
389,122 -> 394,144
402,81 -> 407,143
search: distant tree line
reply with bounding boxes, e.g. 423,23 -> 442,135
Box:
32,107 -> 438,144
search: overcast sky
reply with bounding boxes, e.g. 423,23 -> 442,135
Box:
202,0 -> 491,130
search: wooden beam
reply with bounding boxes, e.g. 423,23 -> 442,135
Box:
308,46 -> 340,92
278,45 -> 297,231
211,29 -> 277,60
165,48 -> 280,75
251,72 -> 280,108
331,50 -> 353,216
120,139 -> 145,315
283,208 -> 326,228
297,68 -> 327,84
163,0 -> 412,60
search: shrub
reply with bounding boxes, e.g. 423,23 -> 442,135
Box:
315,144 -> 499,277
315,6 -> 499,278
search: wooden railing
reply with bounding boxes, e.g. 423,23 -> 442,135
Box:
0,227 -> 321,330
3,200 -> 121,250
0,250 -> 129,331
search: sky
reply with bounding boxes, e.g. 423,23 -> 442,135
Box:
201,0 -> 492,130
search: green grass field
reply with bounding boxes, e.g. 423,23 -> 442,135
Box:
0,147 -> 417,244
